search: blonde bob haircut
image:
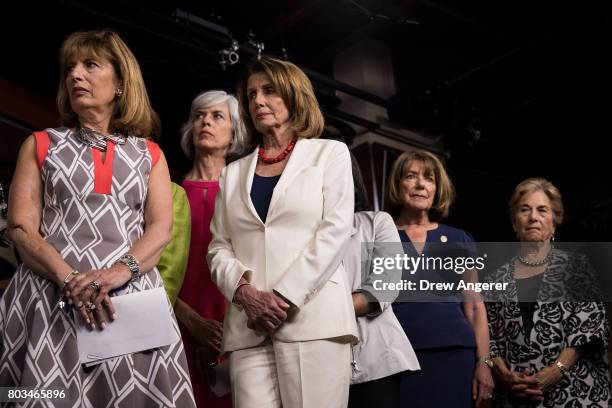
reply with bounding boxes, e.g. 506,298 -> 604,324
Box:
237,56 -> 324,149
385,150 -> 455,220
509,177 -> 564,226
56,29 -> 161,139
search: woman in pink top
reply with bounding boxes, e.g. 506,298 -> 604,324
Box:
175,90 -> 246,407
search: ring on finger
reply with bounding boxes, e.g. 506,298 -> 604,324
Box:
86,302 -> 96,311
89,280 -> 101,292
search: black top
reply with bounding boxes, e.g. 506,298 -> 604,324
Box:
250,173 -> 281,223
516,272 -> 545,338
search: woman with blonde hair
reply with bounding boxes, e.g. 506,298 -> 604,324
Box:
207,56 -> 357,407
386,149 -> 494,407
0,29 -> 195,406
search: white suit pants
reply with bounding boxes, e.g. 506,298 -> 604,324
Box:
229,339 -> 351,408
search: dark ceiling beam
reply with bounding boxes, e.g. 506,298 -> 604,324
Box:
325,108 -> 448,157
56,0 -> 224,54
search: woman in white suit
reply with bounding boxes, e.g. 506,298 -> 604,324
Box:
207,56 -> 357,407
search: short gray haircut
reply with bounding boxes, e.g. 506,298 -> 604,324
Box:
180,90 -> 247,159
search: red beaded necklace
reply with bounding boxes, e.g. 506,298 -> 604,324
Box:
258,138 -> 297,164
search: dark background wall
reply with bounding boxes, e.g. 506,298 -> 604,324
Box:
1,0 -> 611,242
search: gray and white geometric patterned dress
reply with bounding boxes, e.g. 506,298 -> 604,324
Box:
0,127 -> 196,407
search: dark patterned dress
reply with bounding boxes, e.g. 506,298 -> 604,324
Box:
0,128 -> 196,407
485,249 -> 611,407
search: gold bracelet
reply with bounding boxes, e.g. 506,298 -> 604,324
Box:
58,270 -> 78,311
476,355 -> 494,369
62,270 -> 79,287
555,360 -> 570,377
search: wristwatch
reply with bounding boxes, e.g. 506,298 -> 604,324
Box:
116,254 -> 140,282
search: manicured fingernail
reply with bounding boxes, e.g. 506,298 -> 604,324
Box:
112,313 -> 117,320
86,319 -> 90,324
101,322 -> 107,329
77,301 -> 82,307
91,323 -> 96,330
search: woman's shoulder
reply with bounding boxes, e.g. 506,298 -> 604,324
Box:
31,128 -> 73,152
224,148 -> 253,167
170,182 -> 187,198
354,210 -> 394,225
373,211 -> 396,227
218,149 -> 256,178
436,223 -> 475,242
302,138 -> 348,153
40,127 -> 72,140
125,135 -> 153,146
45,126 -> 71,134
354,211 -> 398,239
551,248 -> 589,265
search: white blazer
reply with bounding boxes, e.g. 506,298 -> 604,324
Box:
344,211 -> 420,384
208,138 -> 358,352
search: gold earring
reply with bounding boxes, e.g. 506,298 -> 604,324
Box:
115,88 -> 123,97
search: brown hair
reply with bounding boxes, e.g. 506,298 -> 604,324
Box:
237,57 -> 324,148
385,150 -> 455,220
509,178 -> 564,226
56,29 -> 161,139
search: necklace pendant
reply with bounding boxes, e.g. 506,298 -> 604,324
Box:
76,126 -> 126,151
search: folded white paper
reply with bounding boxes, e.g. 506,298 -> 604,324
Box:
77,287 -> 179,365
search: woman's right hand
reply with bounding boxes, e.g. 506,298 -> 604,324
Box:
235,284 -> 290,332
189,316 -> 224,354
63,266 -> 124,330
175,298 -> 224,354
491,358 -> 544,402
498,368 -> 544,402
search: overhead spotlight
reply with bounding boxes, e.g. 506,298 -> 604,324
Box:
219,39 -> 240,70
247,30 -> 265,60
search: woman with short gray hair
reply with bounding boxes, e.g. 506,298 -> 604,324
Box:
179,90 -> 246,161
174,90 -> 246,408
